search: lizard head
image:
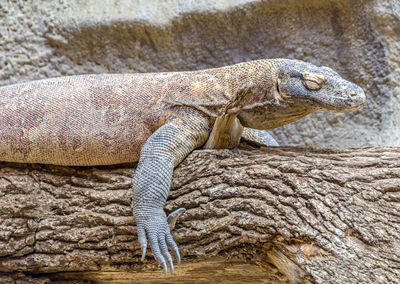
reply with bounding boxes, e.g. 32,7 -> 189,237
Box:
238,59 -> 365,130
276,60 -> 366,113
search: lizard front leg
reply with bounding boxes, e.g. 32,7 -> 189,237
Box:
132,116 -> 210,275
241,128 -> 279,146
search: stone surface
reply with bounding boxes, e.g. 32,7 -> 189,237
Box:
0,0 -> 398,147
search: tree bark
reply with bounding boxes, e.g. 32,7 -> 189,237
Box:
0,145 -> 399,283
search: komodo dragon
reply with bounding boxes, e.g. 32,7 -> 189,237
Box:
0,59 -> 365,275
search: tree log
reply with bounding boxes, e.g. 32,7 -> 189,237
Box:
0,145 -> 399,283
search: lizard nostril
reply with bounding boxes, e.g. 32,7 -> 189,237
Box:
350,93 -> 357,97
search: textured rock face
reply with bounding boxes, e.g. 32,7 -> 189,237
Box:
0,0 -> 398,146
1,146 -> 400,283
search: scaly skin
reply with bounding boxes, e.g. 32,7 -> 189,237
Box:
0,59 -> 365,275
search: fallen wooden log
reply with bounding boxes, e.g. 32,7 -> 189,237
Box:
0,145 -> 399,283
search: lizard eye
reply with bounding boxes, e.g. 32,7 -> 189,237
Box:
302,73 -> 325,90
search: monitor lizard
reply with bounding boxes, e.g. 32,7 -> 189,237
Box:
0,58 -> 365,275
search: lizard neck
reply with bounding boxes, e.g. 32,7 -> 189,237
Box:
226,59 -> 281,96
164,59 -> 286,121
163,61 -> 280,119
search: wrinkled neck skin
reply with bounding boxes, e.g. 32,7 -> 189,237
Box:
239,103 -> 314,130
229,59 -> 316,130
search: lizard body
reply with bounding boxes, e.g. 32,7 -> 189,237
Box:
0,59 -> 365,275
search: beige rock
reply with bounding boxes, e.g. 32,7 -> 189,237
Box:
0,0 -> 398,146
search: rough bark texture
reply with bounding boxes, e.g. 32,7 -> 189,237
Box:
1,145 -> 399,283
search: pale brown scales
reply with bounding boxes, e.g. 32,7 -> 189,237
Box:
0,60 -> 280,166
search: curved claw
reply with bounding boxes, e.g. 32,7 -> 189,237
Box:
137,226 -> 147,261
141,247 -> 146,262
167,207 -> 186,230
166,230 -> 181,265
168,257 -> 174,275
161,260 -> 167,276
149,232 -> 167,276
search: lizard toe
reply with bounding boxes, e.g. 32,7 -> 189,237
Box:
167,207 -> 186,230
166,230 -> 181,265
149,232 -> 167,276
159,232 -> 174,275
137,225 -> 147,261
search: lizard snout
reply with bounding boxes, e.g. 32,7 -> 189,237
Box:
346,84 -> 366,110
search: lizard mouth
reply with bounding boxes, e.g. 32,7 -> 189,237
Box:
293,92 -> 365,113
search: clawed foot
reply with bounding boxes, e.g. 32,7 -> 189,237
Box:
136,207 -> 186,276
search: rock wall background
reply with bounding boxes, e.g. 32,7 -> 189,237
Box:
0,0 -> 398,147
